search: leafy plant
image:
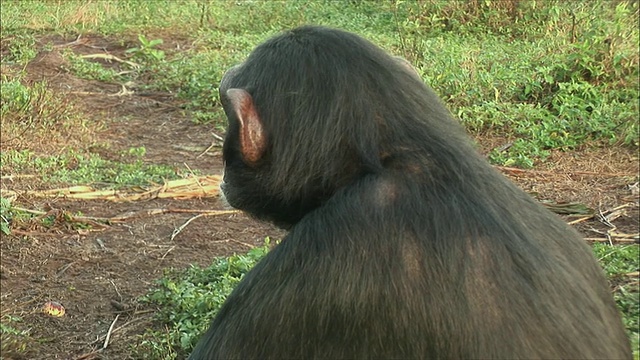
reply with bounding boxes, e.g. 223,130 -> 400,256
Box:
0,197 -> 13,235
137,239 -> 272,359
1,149 -> 179,189
0,315 -> 31,358
592,243 -> 640,354
126,34 -> 166,63
64,52 -> 122,82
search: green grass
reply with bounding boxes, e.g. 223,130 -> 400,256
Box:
1,0 -> 638,358
594,243 -> 640,355
137,240 -> 271,359
2,0 -> 637,167
1,149 -> 179,188
0,315 -> 32,359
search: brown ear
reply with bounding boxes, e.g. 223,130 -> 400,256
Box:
226,88 -> 267,165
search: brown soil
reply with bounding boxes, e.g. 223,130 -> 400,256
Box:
0,34 -> 638,360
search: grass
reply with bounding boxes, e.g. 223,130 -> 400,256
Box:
0,0 -> 638,358
137,240 -> 272,359
594,243 -> 640,354
2,1 -> 637,167
1,148 -> 178,189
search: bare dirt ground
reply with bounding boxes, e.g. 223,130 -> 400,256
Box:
1,35 -> 638,360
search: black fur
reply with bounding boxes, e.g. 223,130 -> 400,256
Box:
189,25 -> 631,359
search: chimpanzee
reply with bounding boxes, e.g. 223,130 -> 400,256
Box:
189,26 -> 631,359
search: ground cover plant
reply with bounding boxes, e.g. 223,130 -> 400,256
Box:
0,1 -> 638,359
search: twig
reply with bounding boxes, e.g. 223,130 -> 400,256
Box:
87,311 -> 154,346
56,262 -> 76,277
567,203 -> 635,225
0,174 -> 37,180
103,314 -> 120,349
80,53 -> 140,68
227,239 -> 256,249
182,163 -> 199,179
73,312 -> 122,359
605,203 -> 635,214
568,215 -> 593,225
197,133 -> 225,158
109,84 -> 135,97
496,166 -> 635,178
10,230 -> 56,237
197,141 -> 217,158
583,237 -> 638,243
161,245 -> 177,259
171,213 -> 206,241
53,34 -> 85,48
10,207 -> 110,229
108,208 -> 238,222
109,279 -> 122,302
11,207 -> 46,215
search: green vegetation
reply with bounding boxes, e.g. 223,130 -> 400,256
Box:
1,0 -> 637,358
594,243 -> 640,354
2,0 -> 637,167
0,315 -> 31,359
64,51 -> 123,82
1,148 -> 178,188
137,240 -> 271,359
0,197 -> 12,235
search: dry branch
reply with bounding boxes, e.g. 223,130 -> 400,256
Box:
1,175 -> 223,202
496,166 -> 636,178
80,53 -> 140,68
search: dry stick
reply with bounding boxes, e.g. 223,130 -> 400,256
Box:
10,207 -> 46,216
109,279 -> 123,302
197,141 -> 217,158
568,215 -> 593,225
609,232 -> 640,238
182,162 -> 200,182
79,313 -> 156,360
72,313 -> 121,360
87,311 -> 155,346
166,209 -> 239,215
109,208 -> 238,222
0,174 -> 37,180
496,166 -> 635,178
10,207 -> 110,230
52,34 -> 84,48
56,262 -> 76,277
171,213 -> 207,241
106,209 -> 236,224
11,206 -> 109,222
11,230 -> 57,237
103,314 -> 120,349
170,210 -> 240,241
567,203 -> 636,225
584,237 -> 638,243
161,246 -> 177,259
223,238 -> 256,249
80,53 -> 140,68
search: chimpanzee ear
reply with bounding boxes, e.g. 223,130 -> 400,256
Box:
226,88 -> 267,166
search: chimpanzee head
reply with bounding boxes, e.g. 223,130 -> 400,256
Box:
217,26 -> 463,228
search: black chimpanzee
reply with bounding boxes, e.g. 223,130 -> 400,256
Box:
189,26 -> 631,359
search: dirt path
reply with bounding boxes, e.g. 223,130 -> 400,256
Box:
1,35 -> 637,360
